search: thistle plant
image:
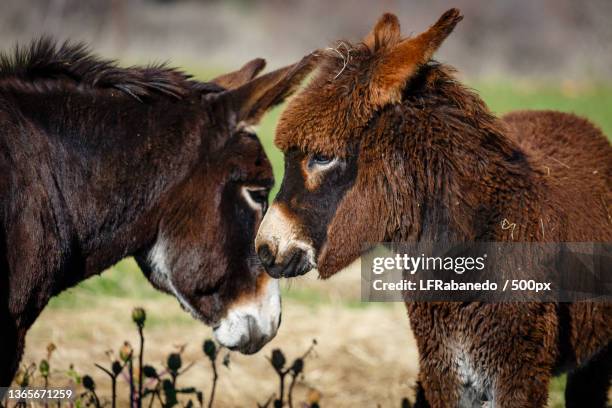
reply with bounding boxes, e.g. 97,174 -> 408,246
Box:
202,339 -> 230,408
140,347 -> 201,408
263,339 -> 317,408
82,374 -> 99,406
95,357 -> 126,408
40,344 -> 54,391
133,307 -> 146,408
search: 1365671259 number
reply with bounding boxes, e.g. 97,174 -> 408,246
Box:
1,387 -> 75,402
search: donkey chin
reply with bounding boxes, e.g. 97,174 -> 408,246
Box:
212,277 -> 281,354
144,242 -> 281,355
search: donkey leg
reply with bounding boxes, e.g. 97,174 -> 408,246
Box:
493,365 -> 551,408
0,318 -> 24,386
565,345 -> 611,408
413,381 -> 430,408
414,367 -> 462,408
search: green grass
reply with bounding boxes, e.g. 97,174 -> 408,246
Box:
50,256 -> 369,311
474,81 -> 612,136
548,375 -> 567,408
47,258 -> 165,309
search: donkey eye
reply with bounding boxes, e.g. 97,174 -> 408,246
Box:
241,186 -> 269,212
309,153 -> 334,167
248,189 -> 268,205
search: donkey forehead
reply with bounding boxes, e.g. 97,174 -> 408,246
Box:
223,131 -> 265,157
218,133 -> 274,182
274,52 -> 380,156
275,87 -> 364,157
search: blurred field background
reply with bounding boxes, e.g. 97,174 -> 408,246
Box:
2,0 -> 611,407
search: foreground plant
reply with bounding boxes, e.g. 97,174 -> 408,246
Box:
12,308 -> 323,407
141,350 -> 202,408
133,307 -> 146,408
94,357 -> 127,408
261,339 -> 318,408
202,339 -> 231,408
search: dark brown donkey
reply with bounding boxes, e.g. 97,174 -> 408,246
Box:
256,9 -> 612,408
0,38 -> 316,385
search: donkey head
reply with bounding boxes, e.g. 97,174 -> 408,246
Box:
255,10 -> 463,279
136,56 -> 316,354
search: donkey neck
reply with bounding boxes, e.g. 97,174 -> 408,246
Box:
398,81 -> 536,242
418,131 -> 534,243
6,89 -> 213,278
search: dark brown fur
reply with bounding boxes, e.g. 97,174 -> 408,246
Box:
0,38 -> 316,385
262,10 -> 611,407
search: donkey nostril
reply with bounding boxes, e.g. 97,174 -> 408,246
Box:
257,244 -> 275,268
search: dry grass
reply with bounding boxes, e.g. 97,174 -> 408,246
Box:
19,259 -> 577,407
22,263 -> 419,407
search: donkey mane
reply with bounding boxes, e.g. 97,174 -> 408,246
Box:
0,37 -> 221,100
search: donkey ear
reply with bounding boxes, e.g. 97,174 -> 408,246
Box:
227,53 -> 319,125
210,58 -> 266,90
363,13 -> 401,52
370,8 -> 463,107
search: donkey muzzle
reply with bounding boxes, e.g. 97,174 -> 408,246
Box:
257,244 -> 312,278
255,203 -> 316,278
213,277 -> 281,354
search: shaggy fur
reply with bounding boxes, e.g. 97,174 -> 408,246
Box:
266,10 -> 611,407
0,38 -> 316,385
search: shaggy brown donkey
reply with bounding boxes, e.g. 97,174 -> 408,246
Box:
256,9 -> 612,407
0,38 -> 317,385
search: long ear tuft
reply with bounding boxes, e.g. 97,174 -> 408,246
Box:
363,13 -> 401,51
228,53 -> 319,125
210,58 -> 266,90
409,8 -> 463,63
370,8 -> 463,107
